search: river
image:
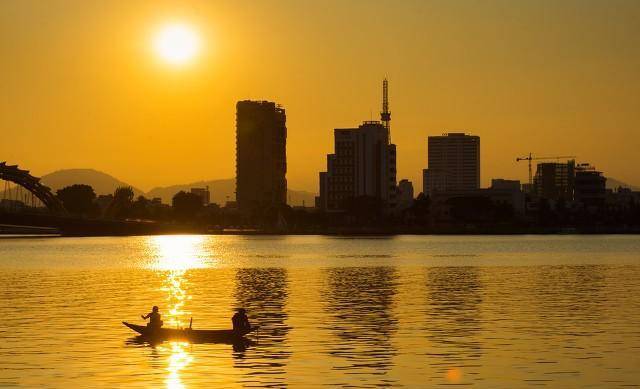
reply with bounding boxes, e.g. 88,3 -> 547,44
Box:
1,235 -> 639,387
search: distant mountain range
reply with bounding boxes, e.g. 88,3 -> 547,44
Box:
146,178 -> 317,206
606,177 -> 639,191
39,169 -> 146,197
36,169 -> 317,206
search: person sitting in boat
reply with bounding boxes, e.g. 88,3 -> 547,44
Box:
141,306 -> 163,328
232,308 -> 251,333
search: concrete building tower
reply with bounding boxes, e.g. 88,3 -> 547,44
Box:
574,163 -> 606,208
422,133 -> 480,195
318,121 -> 397,211
533,160 -> 575,201
317,80 -> 397,211
235,100 -> 287,212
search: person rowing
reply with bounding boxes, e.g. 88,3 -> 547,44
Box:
141,305 -> 163,329
232,308 -> 251,334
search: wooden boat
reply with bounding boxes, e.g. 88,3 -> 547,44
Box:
122,321 -> 258,342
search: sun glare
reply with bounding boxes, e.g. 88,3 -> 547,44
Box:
148,235 -> 208,271
153,23 -> 200,65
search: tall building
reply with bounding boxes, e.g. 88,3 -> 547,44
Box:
235,100 -> 287,212
317,80 -> 397,211
422,133 -> 480,195
533,160 -> 575,201
574,163 -> 606,207
318,121 -> 397,211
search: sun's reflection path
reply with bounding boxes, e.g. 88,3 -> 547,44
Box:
146,235 -> 209,389
163,341 -> 193,389
163,271 -> 189,329
150,235 -> 209,272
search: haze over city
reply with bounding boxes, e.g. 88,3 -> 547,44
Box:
2,0 -> 639,192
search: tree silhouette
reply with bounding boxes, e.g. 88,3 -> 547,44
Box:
407,193 -> 431,224
172,191 -> 203,220
130,195 -> 151,219
447,196 -> 495,223
107,186 -> 135,219
343,195 -> 385,226
56,184 -> 96,216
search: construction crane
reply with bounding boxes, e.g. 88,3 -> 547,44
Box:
516,153 -> 577,186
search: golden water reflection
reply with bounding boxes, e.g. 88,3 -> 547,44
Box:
160,341 -> 193,389
149,235 -> 209,272
147,235 -> 209,388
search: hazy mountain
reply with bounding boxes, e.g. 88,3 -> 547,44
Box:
39,169 -> 144,196
606,177 -> 639,191
147,178 -> 317,206
146,179 -> 234,205
27,168 -> 316,206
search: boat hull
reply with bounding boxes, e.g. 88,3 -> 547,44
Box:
122,321 -> 257,342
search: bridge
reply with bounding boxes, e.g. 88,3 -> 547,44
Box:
1,162 -> 185,236
0,161 -> 67,214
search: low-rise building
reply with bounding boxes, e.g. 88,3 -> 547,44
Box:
397,179 -> 414,211
427,178 -> 525,222
190,187 -> 211,206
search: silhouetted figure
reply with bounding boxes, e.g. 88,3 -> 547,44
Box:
141,306 -> 163,329
232,308 -> 251,334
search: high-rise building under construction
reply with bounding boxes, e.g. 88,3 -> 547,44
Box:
235,100 -> 287,212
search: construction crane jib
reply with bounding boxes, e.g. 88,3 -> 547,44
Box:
516,153 -> 577,185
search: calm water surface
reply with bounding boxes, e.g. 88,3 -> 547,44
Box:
0,235 -> 639,387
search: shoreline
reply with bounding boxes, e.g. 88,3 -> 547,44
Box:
2,228 -> 640,238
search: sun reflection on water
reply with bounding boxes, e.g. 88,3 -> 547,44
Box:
149,235 -> 209,272
146,235 -> 209,388
160,341 -> 193,389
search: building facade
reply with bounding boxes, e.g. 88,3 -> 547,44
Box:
235,100 -> 287,212
317,121 -> 397,211
533,160 -> 575,201
397,179 -> 414,210
574,163 -> 606,208
423,133 -> 480,195
190,187 -> 211,206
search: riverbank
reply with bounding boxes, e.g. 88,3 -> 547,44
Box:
4,211 -> 640,237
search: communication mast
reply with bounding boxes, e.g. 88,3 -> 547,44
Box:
380,78 -> 391,140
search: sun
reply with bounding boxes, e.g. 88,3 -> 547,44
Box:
153,23 -> 200,65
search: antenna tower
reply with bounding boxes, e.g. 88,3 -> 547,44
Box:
381,78 -> 391,140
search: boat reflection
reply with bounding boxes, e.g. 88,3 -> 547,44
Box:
233,268 -> 291,386
126,335 -> 255,349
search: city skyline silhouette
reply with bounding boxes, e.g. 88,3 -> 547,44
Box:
1,1 -> 639,192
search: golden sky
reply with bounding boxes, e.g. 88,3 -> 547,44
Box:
1,0 -> 639,192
